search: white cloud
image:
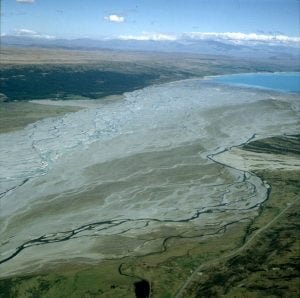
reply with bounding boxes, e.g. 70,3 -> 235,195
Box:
15,29 -> 36,35
119,32 -> 177,41
118,31 -> 300,45
13,29 -> 55,39
16,0 -> 35,3
104,14 -> 125,23
182,32 -> 300,44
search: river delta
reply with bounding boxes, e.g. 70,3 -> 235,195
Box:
0,73 -> 299,296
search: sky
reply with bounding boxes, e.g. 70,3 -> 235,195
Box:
1,0 -> 300,41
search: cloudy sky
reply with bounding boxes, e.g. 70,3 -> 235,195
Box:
1,0 -> 299,42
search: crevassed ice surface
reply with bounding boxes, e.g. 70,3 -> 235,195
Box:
0,79 -> 299,276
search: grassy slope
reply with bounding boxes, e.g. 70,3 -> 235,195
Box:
183,170 -> 300,298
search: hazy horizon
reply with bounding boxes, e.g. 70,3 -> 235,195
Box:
1,0 -> 300,45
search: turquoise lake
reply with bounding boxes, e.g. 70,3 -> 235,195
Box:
211,72 -> 300,93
